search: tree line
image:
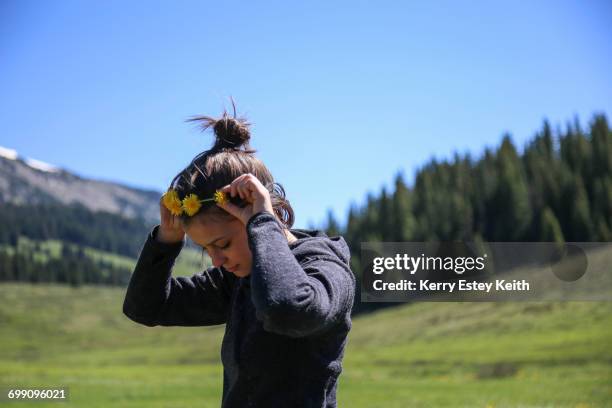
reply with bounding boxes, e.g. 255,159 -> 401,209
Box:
323,113 -> 611,314
0,202 -> 150,286
0,203 -> 153,258
0,243 -> 132,286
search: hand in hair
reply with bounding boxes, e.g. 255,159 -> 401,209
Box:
217,173 -> 274,226
157,198 -> 185,244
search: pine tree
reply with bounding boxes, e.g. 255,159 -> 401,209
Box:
391,172 -> 415,241
378,187 -> 394,240
325,209 -> 341,237
539,207 -> 565,245
591,114 -> 611,177
490,135 -> 532,240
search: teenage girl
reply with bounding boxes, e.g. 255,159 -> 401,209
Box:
123,106 -> 356,407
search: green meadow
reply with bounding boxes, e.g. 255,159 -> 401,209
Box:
1,282 -> 610,408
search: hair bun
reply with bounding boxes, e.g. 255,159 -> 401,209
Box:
188,101 -> 252,150
212,114 -> 251,149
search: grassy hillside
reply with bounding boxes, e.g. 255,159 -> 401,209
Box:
0,283 -> 610,407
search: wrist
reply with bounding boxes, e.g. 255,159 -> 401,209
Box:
251,201 -> 274,220
246,210 -> 278,230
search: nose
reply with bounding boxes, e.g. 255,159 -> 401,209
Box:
208,249 -> 227,268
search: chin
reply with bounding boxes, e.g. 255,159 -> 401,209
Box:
233,267 -> 251,278
225,266 -> 246,277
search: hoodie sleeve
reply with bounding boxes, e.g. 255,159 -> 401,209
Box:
122,225 -> 237,327
246,211 -> 355,338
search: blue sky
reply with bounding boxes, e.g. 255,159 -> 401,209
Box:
1,0 -> 611,228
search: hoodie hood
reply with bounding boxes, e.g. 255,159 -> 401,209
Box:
287,228 -> 352,266
241,228 -> 352,284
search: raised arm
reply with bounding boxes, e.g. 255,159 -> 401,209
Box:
246,212 -> 355,338
214,173 -> 355,338
122,225 -> 237,327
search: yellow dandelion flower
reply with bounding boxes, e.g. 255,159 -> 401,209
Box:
162,189 -> 183,216
214,190 -> 227,206
182,193 -> 202,216
162,189 -> 178,207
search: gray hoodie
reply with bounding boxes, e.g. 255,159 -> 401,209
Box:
123,211 -> 356,407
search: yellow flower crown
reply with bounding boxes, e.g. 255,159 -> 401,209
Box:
162,189 -> 227,217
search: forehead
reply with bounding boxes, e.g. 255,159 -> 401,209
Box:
183,215 -> 240,244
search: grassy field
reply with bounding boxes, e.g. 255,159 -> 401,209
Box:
0,282 -> 610,407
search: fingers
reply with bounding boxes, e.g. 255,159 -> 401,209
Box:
238,179 -> 256,202
159,200 -> 171,223
235,175 -> 253,201
218,175 -> 243,199
220,173 -> 261,202
159,196 -> 184,233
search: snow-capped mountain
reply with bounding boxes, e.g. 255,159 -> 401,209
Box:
0,145 -> 160,222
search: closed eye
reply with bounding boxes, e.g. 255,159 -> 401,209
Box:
202,242 -> 230,252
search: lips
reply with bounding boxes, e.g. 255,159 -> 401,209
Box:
225,265 -> 239,272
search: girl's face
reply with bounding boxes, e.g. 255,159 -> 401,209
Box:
183,215 -> 253,278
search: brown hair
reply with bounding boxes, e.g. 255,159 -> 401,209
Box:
168,102 -> 295,228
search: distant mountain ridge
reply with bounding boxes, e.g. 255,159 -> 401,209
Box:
0,146 -> 160,223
